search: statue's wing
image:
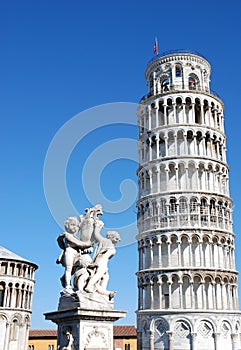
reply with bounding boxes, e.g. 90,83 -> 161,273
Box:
57,233 -> 66,249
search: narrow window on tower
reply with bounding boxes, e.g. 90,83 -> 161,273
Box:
164,294 -> 169,308
10,319 -> 19,340
0,282 -> 5,307
0,262 -> 8,274
176,65 -> 182,77
149,73 -> 154,95
189,76 -> 196,90
194,99 -> 201,124
162,78 -> 169,92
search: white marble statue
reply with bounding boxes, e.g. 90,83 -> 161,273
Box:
56,216 -> 93,289
56,205 -> 120,307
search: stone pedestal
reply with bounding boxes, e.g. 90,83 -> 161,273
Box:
45,308 -> 126,349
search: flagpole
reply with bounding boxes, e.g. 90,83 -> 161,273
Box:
153,37 -> 158,56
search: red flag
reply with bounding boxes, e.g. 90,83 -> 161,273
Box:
153,37 -> 158,56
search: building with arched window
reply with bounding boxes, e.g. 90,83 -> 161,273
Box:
0,245 -> 38,350
136,51 -> 241,349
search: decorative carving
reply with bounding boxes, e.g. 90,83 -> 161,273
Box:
155,318 -> 169,336
174,321 -> 190,338
221,321 -> 231,338
61,327 -> 75,350
85,326 -> 108,349
197,321 -> 213,338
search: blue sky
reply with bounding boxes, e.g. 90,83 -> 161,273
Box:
1,0 -> 241,329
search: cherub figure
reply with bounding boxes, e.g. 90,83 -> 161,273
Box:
85,219 -> 120,299
72,253 -> 96,291
56,216 -> 93,289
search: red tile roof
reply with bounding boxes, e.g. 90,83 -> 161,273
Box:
29,330 -> 57,338
29,326 -> 137,339
114,325 -> 137,337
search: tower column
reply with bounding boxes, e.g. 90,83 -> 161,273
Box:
156,134 -> 160,158
155,101 -> 159,127
149,330 -> 154,350
167,331 -> 174,350
153,71 -> 156,95
191,102 -> 195,123
165,136 -> 168,156
147,105 -> 151,130
213,333 -> 220,350
231,333 -> 239,350
156,168 -> 160,193
163,104 -> 167,125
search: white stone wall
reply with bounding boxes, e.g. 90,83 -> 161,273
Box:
137,312 -> 241,350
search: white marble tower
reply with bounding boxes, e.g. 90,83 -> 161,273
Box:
136,51 -> 241,350
0,245 -> 38,350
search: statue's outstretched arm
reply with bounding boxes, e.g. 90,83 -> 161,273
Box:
65,233 -> 93,248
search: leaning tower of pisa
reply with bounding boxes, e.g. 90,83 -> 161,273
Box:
136,50 -> 241,350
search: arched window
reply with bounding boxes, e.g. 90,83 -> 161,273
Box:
161,78 -> 170,92
179,197 -> 188,213
217,201 -> 223,228
189,76 -> 196,90
210,199 -> 216,226
179,198 -> 188,226
149,73 -> 154,91
188,73 -> 200,91
176,65 -> 182,77
0,262 -> 8,274
190,197 -> 198,225
169,197 -> 178,227
195,99 -> 201,124
10,319 -> 19,340
160,199 -> 167,227
16,264 -> 21,276
0,282 -> 5,307
200,198 -> 208,226
161,276 -> 169,308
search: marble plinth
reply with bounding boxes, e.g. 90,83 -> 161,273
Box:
58,289 -> 114,311
45,307 -> 126,349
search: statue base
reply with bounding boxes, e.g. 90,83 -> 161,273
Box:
45,307 -> 126,350
58,288 -> 115,311
45,289 -> 126,349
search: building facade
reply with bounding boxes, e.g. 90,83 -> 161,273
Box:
136,51 -> 241,349
0,245 -> 38,350
28,326 -> 137,350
